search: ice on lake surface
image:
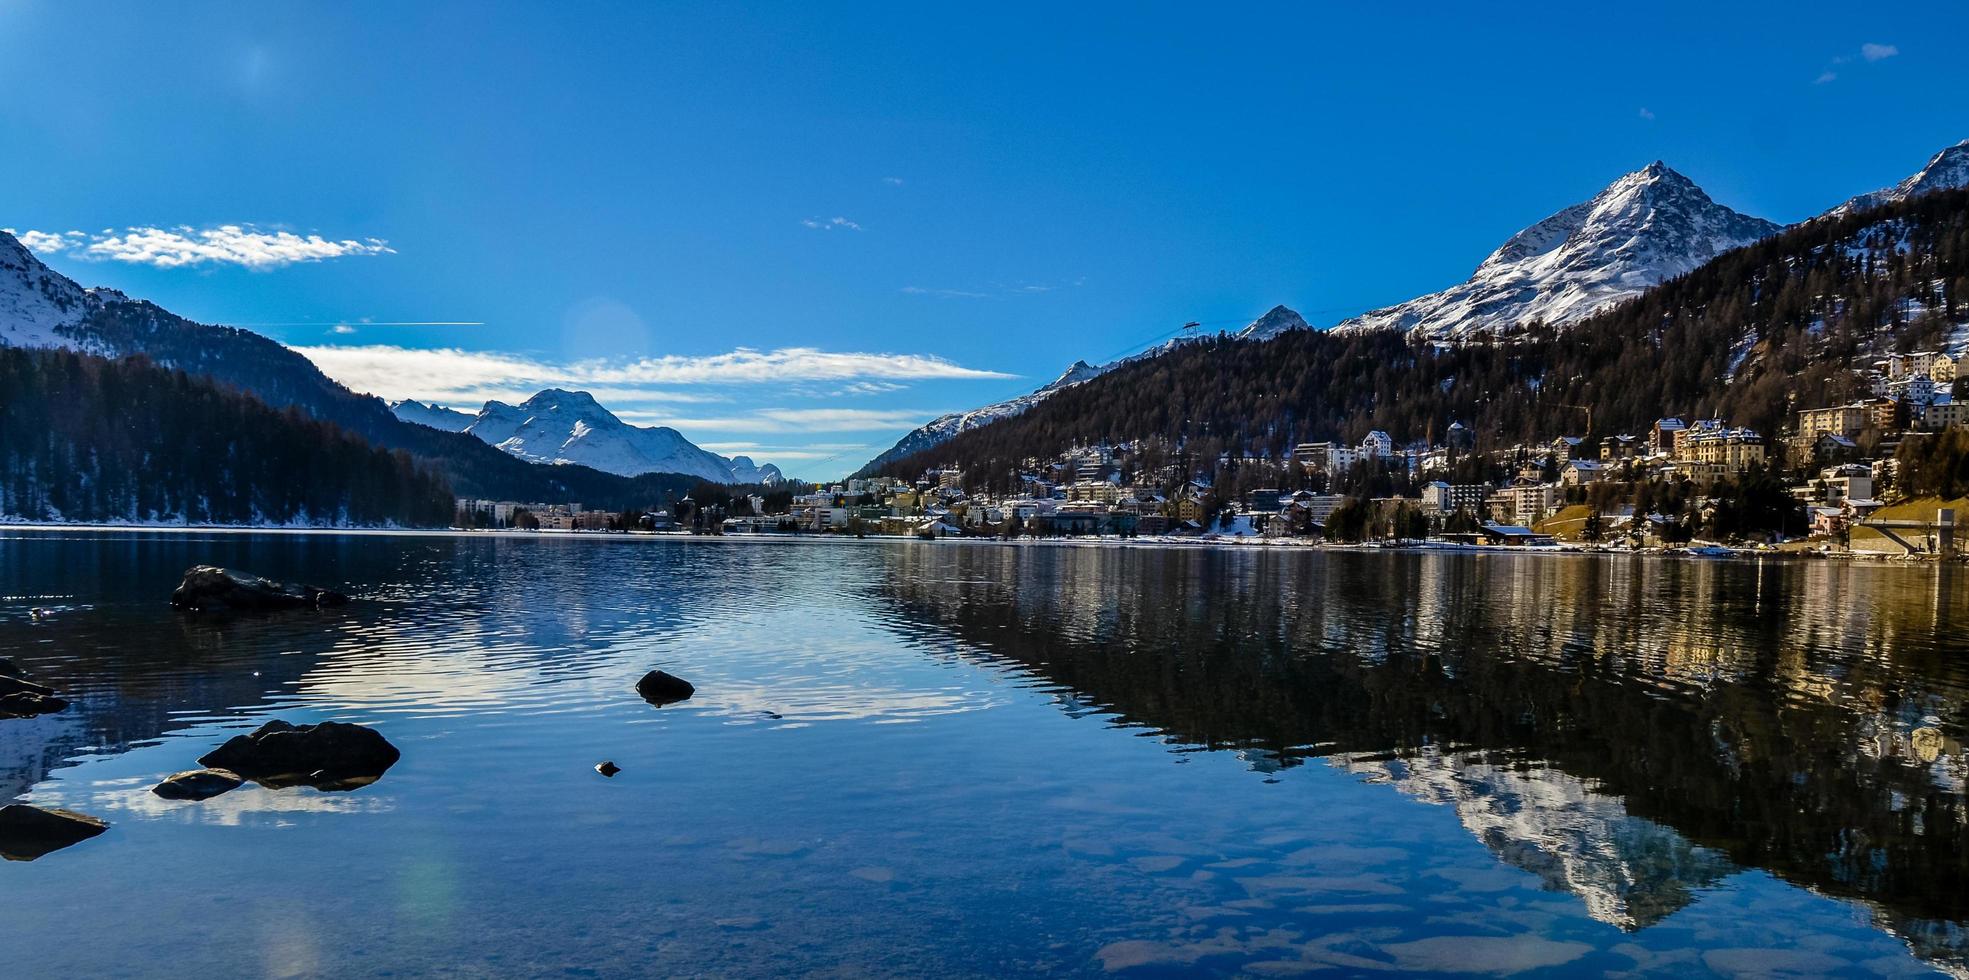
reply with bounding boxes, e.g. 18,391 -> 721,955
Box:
1,529 -> 1966,977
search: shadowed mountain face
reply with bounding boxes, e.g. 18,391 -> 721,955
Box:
876,547 -> 1969,964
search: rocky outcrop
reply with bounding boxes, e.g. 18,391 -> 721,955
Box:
636,670 -> 695,706
169,566 -> 350,613
151,768 -> 245,801
197,720 -> 399,789
0,658 -> 69,718
0,803 -> 107,861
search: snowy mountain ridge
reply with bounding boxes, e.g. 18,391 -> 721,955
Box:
0,232 -> 104,351
1330,162 -> 1782,342
394,389 -> 783,485
388,399 -> 475,432
1828,138 -> 1969,219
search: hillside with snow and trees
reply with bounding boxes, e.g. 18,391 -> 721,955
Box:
861,140 -> 1969,484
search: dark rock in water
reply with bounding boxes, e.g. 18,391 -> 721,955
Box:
152,768 -> 246,801
596,760 -> 621,777
0,804 -> 108,861
169,565 -> 350,614
0,691 -> 70,718
197,720 -> 400,788
636,670 -> 695,706
0,662 -> 68,718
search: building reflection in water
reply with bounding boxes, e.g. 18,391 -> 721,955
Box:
881,546 -> 1969,970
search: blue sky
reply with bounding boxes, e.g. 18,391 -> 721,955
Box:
2,2 -> 1966,478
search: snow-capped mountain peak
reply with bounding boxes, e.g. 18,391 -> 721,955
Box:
1829,138 -> 1969,218
1334,162 -> 1781,342
388,399 -> 475,432
1235,305 -> 1309,341
394,388 -> 784,485
0,229 -> 103,351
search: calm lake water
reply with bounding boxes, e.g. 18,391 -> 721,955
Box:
2,531 -> 1968,977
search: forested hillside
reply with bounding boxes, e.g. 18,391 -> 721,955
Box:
73,295 -> 719,505
0,348 -> 455,525
876,189 -> 1969,486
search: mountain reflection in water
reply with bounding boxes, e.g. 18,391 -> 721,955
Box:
2,531 -> 1968,976
880,546 -> 1969,969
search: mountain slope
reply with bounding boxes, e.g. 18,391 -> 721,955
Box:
870,188 -> 1969,491
1334,163 -> 1781,342
1828,139 -> 1969,218
854,307 -> 1303,476
412,389 -> 783,483
0,230 -> 739,505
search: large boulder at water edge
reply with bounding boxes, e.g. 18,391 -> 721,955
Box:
0,804 -> 107,861
169,566 -> 350,613
198,720 -> 400,789
0,659 -> 69,718
152,768 -> 246,801
636,670 -> 695,706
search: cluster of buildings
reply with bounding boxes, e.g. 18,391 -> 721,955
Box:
453,343 -> 1966,550
455,498 -> 682,532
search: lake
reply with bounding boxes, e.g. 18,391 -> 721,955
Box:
2,530 -> 1967,977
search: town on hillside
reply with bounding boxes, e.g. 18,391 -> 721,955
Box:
449,348 -> 1969,557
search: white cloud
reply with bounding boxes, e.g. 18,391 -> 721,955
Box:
881,176 -> 905,186
835,381 -> 909,396
1861,42 -> 1898,61
1815,70 -> 1838,84
291,343 -> 1011,406
11,224 -> 392,269
755,407 -> 937,428
631,409 -> 941,434
1637,107 -> 1655,121
801,216 -> 863,231
330,324 -> 357,335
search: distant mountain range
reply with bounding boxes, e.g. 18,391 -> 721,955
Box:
391,390 -> 782,484
857,138 -> 1969,475
0,231 -> 759,504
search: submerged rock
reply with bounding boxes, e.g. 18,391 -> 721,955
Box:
635,670 -> 695,706
152,768 -> 246,801
197,720 -> 399,789
0,660 -> 69,718
0,804 -> 108,861
169,566 -> 350,614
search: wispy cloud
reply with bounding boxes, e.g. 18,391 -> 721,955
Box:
330,324 -> 357,335
881,176 -> 905,186
633,409 -> 943,434
1817,42 -> 1898,83
292,344 -> 1012,406
1637,107 -> 1655,121
835,381 -> 909,396
801,216 -> 863,231
901,278 -> 1079,300
901,285 -> 989,299
9,224 -> 393,269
